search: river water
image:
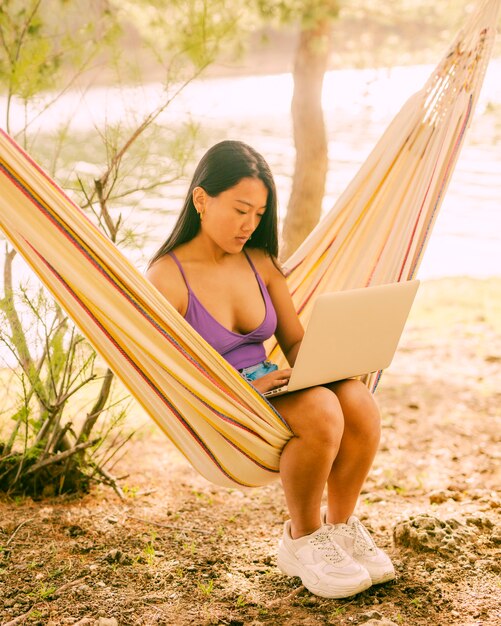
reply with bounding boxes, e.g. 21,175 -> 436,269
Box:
2,61 -> 501,279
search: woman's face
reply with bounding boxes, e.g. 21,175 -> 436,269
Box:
194,177 -> 268,253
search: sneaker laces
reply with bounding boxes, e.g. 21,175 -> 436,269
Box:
349,518 -> 379,557
308,526 -> 347,564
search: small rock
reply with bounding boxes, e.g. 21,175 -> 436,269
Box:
429,490 -> 462,504
358,611 -> 383,622
104,549 -> 122,563
95,619 -> 118,626
67,524 -> 86,537
466,516 -> 494,530
364,619 -> 398,626
393,514 -> 478,554
484,354 -> 500,363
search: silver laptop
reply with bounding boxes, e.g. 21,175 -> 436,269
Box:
264,280 -> 420,397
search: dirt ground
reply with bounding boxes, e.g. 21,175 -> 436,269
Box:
0,277 -> 500,626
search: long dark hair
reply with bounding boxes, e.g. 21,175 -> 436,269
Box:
148,140 -> 279,266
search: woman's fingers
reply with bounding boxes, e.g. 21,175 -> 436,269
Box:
249,368 -> 292,393
273,369 -> 292,387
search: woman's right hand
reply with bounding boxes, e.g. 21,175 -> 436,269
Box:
249,368 -> 292,394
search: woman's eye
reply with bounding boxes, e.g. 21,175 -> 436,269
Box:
236,209 -> 247,215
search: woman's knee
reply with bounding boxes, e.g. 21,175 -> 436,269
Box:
282,386 -> 344,445
331,379 -> 381,438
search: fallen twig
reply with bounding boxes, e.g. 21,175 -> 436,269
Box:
126,514 -> 212,535
92,464 -> 125,500
6,518 -> 33,547
267,585 -> 306,607
135,488 -> 157,497
2,607 -> 35,626
53,575 -> 90,597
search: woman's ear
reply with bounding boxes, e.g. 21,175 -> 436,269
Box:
192,186 -> 207,214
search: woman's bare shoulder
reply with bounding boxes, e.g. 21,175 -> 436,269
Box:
146,253 -> 176,280
145,254 -> 187,312
246,248 -> 283,282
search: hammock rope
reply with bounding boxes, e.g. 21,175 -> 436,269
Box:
0,0 -> 499,488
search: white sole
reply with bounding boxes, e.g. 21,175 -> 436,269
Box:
277,548 -> 372,599
370,569 -> 396,585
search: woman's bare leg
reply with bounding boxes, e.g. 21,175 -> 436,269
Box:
272,378 -> 391,592
271,386 -> 344,539
325,379 -> 381,524
272,379 -> 381,535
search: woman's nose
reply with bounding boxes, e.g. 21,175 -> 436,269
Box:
242,216 -> 255,233
247,214 -> 260,232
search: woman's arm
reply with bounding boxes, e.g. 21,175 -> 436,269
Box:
268,269 -> 304,366
253,251 -> 304,367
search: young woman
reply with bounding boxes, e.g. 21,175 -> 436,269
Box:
146,140 -> 395,599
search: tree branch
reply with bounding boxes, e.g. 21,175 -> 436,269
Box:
0,246 -> 47,406
25,439 -> 98,474
77,368 -> 114,444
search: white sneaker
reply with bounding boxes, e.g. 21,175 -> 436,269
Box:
277,520 -> 372,598
321,508 -> 395,584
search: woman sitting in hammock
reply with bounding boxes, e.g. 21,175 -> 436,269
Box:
146,140 -> 395,599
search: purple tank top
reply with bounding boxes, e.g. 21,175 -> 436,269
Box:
169,251 -> 277,370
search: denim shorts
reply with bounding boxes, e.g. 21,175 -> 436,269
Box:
239,359 -> 278,382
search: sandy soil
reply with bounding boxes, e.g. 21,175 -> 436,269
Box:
0,277 -> 500,626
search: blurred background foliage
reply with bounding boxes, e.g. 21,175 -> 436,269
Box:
86,0 -> 501,82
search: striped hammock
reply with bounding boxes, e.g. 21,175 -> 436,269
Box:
0,0 -> 499,489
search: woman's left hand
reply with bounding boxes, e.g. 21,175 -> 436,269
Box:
249,368 -> 292,394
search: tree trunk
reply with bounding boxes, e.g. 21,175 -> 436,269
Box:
281,18 -> 333,260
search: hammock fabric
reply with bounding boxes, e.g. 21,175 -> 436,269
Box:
0,0 -> 499,488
